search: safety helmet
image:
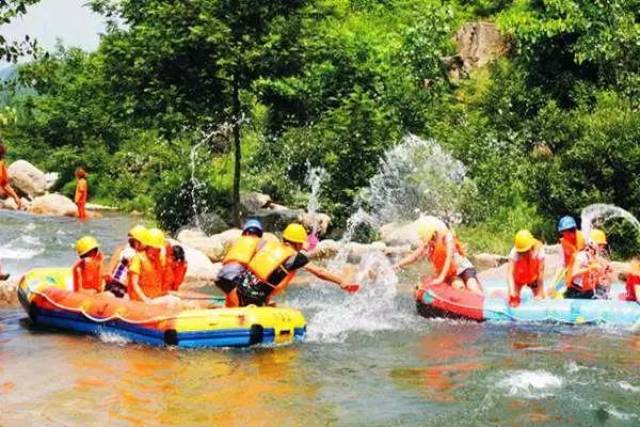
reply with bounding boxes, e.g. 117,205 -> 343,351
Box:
282,223 -> 308,244
144,228 -> 166,249
557,216 -> 577,232
417,222 -> 437,243
75,236 -> 99,256
243,219 -> 263,236
514,229 -> 536,253
588,228 -> 607,246
128,225 -> 147,243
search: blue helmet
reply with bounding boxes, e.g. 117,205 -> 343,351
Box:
558,216 -> 577,232
242,219 -> 263,236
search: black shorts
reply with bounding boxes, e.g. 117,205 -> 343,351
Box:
564,286 -> 594,299
215,277 -> 241,294
458,268 -> 478,283
105,279 -> 127,298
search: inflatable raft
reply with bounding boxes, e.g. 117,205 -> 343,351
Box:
416,279 -> 640,326
17,268 -> 306,348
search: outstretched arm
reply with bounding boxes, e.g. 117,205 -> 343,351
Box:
304,263 -> 349,289
394,244 -> 427,271
432,236 -> 454,285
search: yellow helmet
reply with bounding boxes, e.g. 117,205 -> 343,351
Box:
75,236 -> 99,256
128,225 -> 147,243
417,222 -> 437,243
144,228 -> 166,249
514,229 -> 535,253
282,223 -> 308,244
589,228 -> 607,246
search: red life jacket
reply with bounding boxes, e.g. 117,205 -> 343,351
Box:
428,233 -> 458,282
73,252 -> 104,292
626,274 -> 640,301
513,243 -> 543,286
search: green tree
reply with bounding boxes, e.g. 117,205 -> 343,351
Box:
0,0 -> 41,63
91,0 -> 313,225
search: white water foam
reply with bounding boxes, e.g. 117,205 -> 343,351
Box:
97,332 -> 131,346
0,246 -> 43,260
617,381 -> 640,393
496,370 -> 563,399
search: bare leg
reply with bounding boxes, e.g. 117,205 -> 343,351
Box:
465,278 -> 484,296
2,184 -> 21,209
450,278 -> 465,290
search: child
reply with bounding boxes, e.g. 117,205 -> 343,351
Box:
625,259 -> 640,302
74,168 -> 88,220
72,236 -> 105,293
0,142 -> 22,209
106,225 -> 147,298
167,245 -> 187,292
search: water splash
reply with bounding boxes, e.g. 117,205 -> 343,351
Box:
496,370 -> 563,399
188,118 -> 247,231
580,203 -> 640,240
306,135 -> 470,341
304,165 -> 329,235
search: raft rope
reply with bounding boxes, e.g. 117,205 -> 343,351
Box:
26,282 -> 240,325
423,288 -> 615,324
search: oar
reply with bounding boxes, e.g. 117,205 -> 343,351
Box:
547,268 -> 567,299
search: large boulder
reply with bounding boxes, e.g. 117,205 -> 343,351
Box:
7,160 -> 48,198
380,216 -> 448,248
240,191 -> 272,214
171,242 -> 220,288
471,253 -> 509,272
253,207 -> 304,233
0,197 -> 30,211
28,193 -> 77,217
298,212 -> 331,236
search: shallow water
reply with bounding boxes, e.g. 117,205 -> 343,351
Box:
1,212 -> 640,426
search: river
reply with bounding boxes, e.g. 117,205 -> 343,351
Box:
1,211 -> 639,426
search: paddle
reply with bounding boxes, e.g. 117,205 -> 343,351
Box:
547,267 -> 567,299
343,284 -> 360,293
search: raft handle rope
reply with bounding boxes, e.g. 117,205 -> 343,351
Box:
26,282 -> 248,325
422,288 -> 607,324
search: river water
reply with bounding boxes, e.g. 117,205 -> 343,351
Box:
1,211 -> 640,426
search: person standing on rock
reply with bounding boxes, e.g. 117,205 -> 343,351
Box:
229,223 -> 359,307
393,220 -> 484,295
0,142 -> 22,209
74,167 -> 88,220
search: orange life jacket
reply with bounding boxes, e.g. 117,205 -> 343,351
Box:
224,235 -> 260,266
568,251 -> 605,292
75,178 -> 88,204
128,252 -> 165,301
248,240 -> 297,288
428,233 -> 458,281
0,160 -> 7,186
73,252 -> 104,292
513,242 -> 543,286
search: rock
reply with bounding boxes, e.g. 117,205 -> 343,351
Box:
240,191 -> 272,214
194,213 -> 229,235
449,22 -> 507,79
7,160 -> 48,198
298,212 -> 331,236
310,239 -> 342,259
215,228 -> 242,251
471,253 -> 509,271
178,235 -> 226,262
0,197 -> 29,211
170,241 -> 220,287
28,193 -> 77,217
380,216 -> 448,248
177,228 -> 207,242
253,207 -> 304,233
0,280 -> 18,308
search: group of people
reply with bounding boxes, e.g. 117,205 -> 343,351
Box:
72,226 -> 187,304
72,220 -> 359,308
393,215 -> 640,306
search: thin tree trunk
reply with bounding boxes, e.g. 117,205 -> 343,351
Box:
232,75 -> 241,226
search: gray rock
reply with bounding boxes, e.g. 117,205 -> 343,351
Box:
240,191 -> 272,214
28,193 -> 77,217
7,160 -> 48,198
298,212 -> 331,236
253,207 -> 304,233
449,21 -> 507,79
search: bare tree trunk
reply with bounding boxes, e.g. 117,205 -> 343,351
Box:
232,76 -> 241,226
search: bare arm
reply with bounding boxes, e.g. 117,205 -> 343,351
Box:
394,244 -> 427,271
507,260 -> 516,296
304,263 -> 348,289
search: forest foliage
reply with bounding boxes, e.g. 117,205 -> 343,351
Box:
3,0 -> 640,254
